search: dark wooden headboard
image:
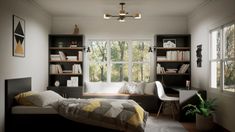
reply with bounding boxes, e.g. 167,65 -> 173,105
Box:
5,77 -> 31,114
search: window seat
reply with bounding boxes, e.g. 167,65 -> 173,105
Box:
83,82 -> 160,112
83,93 -> 155,97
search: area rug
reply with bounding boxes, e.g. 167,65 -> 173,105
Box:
145,115 -> 187,132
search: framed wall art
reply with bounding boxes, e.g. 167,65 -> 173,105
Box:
163,39 -> 176,48
13,15 -> 25,57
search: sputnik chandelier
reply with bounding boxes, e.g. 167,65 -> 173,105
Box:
104,3 -> 141,22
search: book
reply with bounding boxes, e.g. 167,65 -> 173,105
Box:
178,64 -> 189,73
50,64 -> 58,74
67,56 -> 77,61
57,64 -> 63,74
59,51 -> 66,60
78,51 -> 83,61
50,54 -> 60,61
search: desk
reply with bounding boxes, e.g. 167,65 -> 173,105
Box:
171,88 -> 198,104
171,88 -> 206,122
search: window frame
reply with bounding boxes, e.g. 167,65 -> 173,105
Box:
209,21 -> 235,94
87,39 -> 152,82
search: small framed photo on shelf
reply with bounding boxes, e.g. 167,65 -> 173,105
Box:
163,39 -> 176,48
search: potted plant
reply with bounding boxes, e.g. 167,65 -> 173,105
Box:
183,93 -> 216,131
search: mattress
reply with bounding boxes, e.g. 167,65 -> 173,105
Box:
12,106 -> 57,114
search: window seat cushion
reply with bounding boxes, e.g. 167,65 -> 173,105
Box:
83,93 -> 155,97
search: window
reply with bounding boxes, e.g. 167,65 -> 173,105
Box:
210,23 -> 235,93
88,40 -> 151,82
89,40 -> 108,82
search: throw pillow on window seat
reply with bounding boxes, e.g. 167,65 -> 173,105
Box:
119,82 -> 145,95
144,82 -> 156,95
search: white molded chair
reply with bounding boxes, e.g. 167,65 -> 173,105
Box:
155,81 -> 179,119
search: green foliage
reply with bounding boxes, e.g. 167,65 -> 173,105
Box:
89,40 -> 151,82
183,93 -> 216,117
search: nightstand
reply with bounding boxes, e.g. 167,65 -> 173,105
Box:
48,86 -> 83,98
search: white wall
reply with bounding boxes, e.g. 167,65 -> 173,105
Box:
188,0 -> 235,131
52,16 -> 188,81
52,16 -> 188,37
0,0 -> 51,131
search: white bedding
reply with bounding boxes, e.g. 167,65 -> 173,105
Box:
12,106 -> 57,114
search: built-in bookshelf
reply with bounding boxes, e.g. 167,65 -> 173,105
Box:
155,34 -> 191,90
48,34 -> 84,98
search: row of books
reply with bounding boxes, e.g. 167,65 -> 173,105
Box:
157,51 -> 190,61
156,63 -> 189,74
50,64 -> 82,74
50,64 -> 63,74
50,51 -> 83,61
156,63 -> 166,74
178,64 -> 190,73
72,64 -> 82,74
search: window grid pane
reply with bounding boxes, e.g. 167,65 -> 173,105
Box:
223,24 -> 235,59
110,41 -> 128,62
89,41 -> 107,62
132,63 -> 150,82
211,61 -> 221,89
111,63 -> 128,82
223,60 -> 235,92
132,41 -> 150,62
89,63 -> 107,82
211,30 -> 221,60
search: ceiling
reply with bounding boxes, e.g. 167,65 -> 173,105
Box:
32,0 -> 209,17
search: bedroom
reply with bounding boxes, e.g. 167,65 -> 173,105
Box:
0,0 -> 235,131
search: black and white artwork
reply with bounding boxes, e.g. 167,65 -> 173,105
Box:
196,45 -> 202,67
13,15 -> 25,57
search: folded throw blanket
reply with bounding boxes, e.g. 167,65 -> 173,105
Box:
52,98 -> 149,132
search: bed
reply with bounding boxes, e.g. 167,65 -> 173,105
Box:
5,77 -> 148,132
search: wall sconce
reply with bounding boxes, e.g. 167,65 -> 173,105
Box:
148,46 -> 157,52
83,46 -> 91,52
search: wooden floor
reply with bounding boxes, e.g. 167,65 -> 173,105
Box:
150,113 -> 229,132
181,122 -> 230,132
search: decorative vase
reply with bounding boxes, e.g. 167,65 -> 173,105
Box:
196,114 -> 214,131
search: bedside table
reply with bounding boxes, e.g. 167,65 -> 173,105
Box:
48,86 -> 83,98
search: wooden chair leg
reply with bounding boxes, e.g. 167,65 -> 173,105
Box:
174,101 -> 179,111
170,102 -> 175,119
157,102 -> 164,118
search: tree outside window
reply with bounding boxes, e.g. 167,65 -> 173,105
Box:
88,40 -> 151,82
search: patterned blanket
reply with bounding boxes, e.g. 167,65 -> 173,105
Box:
52,98 -> 149,132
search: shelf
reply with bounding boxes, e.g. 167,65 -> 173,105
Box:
157,73 -> 189,75
49,73 -> 82,76
49,47 -> 84,50
156,47 -> 190,50
157,60 -> 190,62
48,86 -> 83,88
49,60 -> 82,63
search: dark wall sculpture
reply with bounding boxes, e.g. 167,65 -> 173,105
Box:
196,45 -> 202,67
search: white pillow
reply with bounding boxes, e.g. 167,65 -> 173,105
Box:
135,82 -> 145,95
120,82 -> 145,95
26,90 -> 64,107
85,82 -> 125,93
144,82 -> 156,95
